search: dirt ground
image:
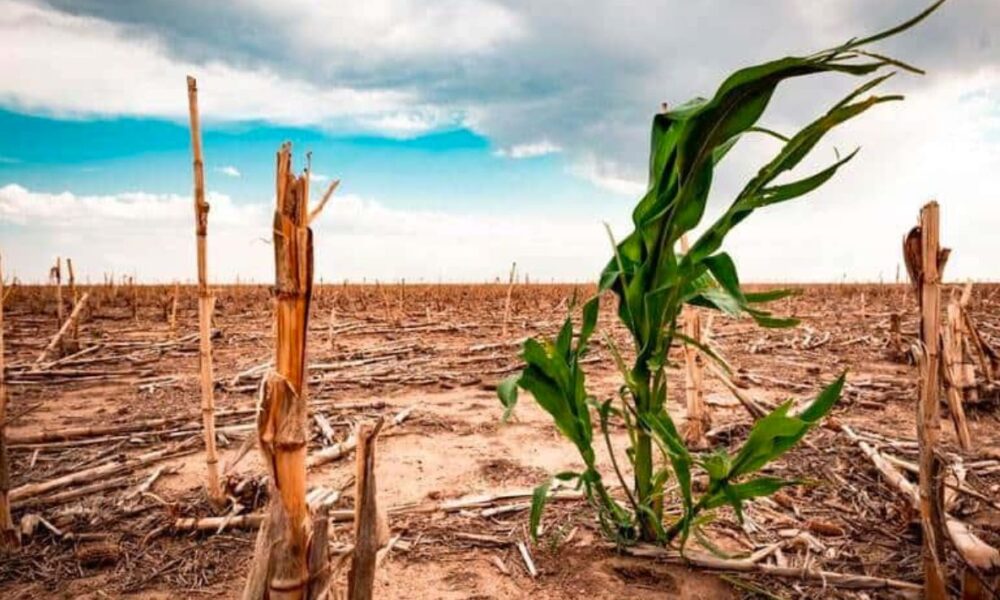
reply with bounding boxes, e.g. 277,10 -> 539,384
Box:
1,283 -> 999,599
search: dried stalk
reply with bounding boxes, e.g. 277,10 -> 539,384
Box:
501,262 -> 516,339
308,406 -> 412,469
942,298 -> 972,449
0,253 -> 18,549
170,281 -> 180,336
841,425 -> 1000,573
10,439 -> 196,503
35,292 -> 89,365
682,307 -> 708,447
242,513 -> 273,600
348,420 -> 384,600
248,143 -> 325,600
186,75 -> 224,506
623,544 -> 922,592
307,505 -> 331,599
905,201 -> 948,598
52,257 -> 63,326
67,258 -> 79,346
308,179 -> 340,225
7,414 -> 188,445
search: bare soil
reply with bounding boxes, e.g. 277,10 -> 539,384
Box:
1,283 -> 998,599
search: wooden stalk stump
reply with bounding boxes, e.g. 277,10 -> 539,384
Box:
348,420 -> 385,600
904,201 -> 949,599
245,142 -> 337,600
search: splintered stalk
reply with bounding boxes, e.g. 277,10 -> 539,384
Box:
186,76 -> 223,507
247,143 -> 331,600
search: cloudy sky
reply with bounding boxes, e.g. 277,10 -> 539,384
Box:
0,0 -> 997,283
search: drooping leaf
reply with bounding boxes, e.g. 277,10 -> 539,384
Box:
529,480 -> 552,541
730,374 -> 845,477
497,375 -> 520,422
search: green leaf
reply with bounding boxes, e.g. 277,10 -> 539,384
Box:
749,148 -> 859,209
701,449 -> 731,482
798,371 -> 846,423
847,0 -> 944,47
529,480 -> 552,541
731,476 -> 798,500
747,307 -> 800,329
703,253 -> 745,304
730,374 -> 845,477
674,330 -> 731,374
496,0 -> 936,547
555,316 -> 574,359
497,375 -> 520,423
578,296 -> 600,353
744,288 -> 798,303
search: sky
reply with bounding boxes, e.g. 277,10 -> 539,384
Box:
0,0 -> 998,284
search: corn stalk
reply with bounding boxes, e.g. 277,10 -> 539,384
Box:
186,76 -> 224,506
499,1 -> 942,546
248,143 -> 322,599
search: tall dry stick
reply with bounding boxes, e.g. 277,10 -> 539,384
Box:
130,276 -> 138,323
186,76 -> 223,506
52,257 -> 63,326
169,282 -> 180,337
501,262 -> 516,338
906,201 -> 948,599
66,258 -> 79,348
0,253 -> 18,549
248,143 -> 322,599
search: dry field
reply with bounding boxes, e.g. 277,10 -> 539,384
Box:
1,282 -> 998,599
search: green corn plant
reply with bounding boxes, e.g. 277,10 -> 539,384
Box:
499,1 -> 942,546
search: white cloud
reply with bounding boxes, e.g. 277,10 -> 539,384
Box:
0,0 -> 451,134
0,183 -> 623,283
569,155 -> 645,197
242,0 -> 523,58
0,184 -> 263,228
216,165 -> 241,178
494,140 -> 562,159
702,67 -> 1000,283
309,172 -> 329,182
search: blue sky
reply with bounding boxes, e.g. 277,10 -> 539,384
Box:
1,0 -> 998,283
0,109 -> 608,213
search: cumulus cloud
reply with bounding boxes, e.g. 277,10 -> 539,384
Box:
13,1 -> 1000,174
215,165 -> 241,177
494,140 -> 562,159
0,0 -> 454,135
0,183 -> 624,283
568,154 -> 645,197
